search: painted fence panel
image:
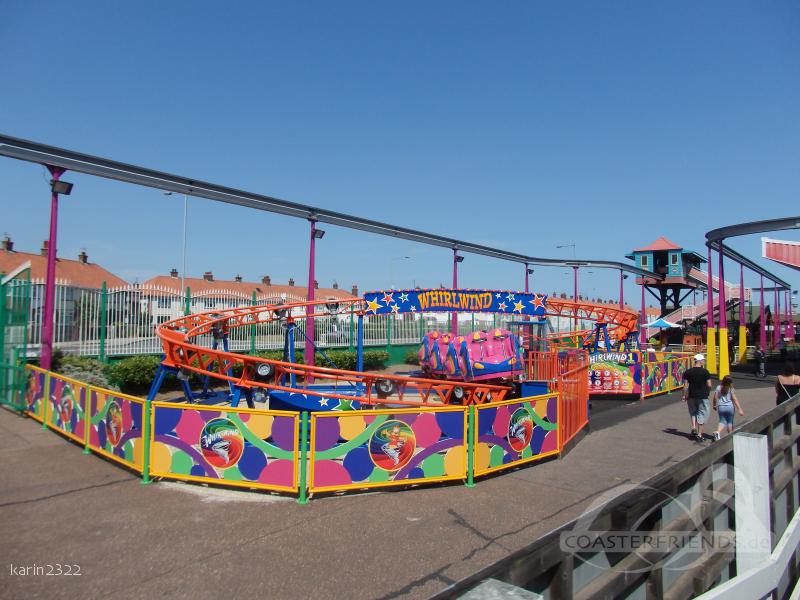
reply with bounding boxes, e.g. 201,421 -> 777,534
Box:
474,394 -> 559,477
150,403 -> 299,492
47,373 -> 87,444
643,358 -> 689,398
670,358 -> 690,390
309,406 -> 468,493
87,389 -> 145,472
24,366 -> 47,422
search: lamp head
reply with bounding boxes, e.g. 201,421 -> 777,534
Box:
50,180 -> 73,195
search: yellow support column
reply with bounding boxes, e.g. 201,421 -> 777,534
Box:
718,327 -> 729,379
738,325 -> 747,365
707,327 -> 717,375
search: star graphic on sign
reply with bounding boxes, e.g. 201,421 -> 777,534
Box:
334,398 -> 355,411
382,292 -> 394,304
530,294 -> 545,310
391,304 -> 400,314
495,293 -> 501,299
506,293 -> 516,301
366,297 -> 381,313
498,302 -> 508,311
513,300 -> 524,313
410,306 -> 417,312
398,292 -> 409,303
318,397 -> 329,406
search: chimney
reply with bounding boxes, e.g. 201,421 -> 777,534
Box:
78,250 -> 88,264
1,235 -> 12,252
288,278 -> 295,287
235,274 -> 242,283
351,285 -> 359,297
203,271 -> 213,282
41,240 -> 49,256
170,268 -> 179,278
332,281 -> 339,290
261,275 -> 271,286
314,280 -> 319,289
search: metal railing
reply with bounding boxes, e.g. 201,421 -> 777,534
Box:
433,393 -> 800,600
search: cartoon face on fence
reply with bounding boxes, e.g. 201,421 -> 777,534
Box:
369,420 -> 416,471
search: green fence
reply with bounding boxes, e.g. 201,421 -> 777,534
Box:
0,263 -> 30,410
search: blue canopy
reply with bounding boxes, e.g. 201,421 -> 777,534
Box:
645,318 -> 681,329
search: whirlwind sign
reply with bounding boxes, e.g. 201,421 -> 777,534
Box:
362,289 -> 548,317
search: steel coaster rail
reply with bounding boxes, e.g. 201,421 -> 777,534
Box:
0,133 -> 661,278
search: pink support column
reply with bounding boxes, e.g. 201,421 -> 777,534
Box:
573,266 -> 579,339
739,264 -> 745,328
759,275 -> 767,351
705,246 -> 717,373
717,250 -> 727,329
773,287 -> 780,348
40,166 -> 67,371
706,247 -> 715,329
304,220 -> 317,380
785,290 -> 792,340
639,276 -> 646,346
451,249 -> 458,336
619,269 -> 624,310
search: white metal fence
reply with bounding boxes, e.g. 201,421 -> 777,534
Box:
26,281 -> 583,358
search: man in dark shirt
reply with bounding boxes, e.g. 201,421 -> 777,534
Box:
682,354 -> 712,442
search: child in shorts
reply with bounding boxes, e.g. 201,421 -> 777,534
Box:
712,376 -> 744,441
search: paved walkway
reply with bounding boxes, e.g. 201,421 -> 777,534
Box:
0,375 -> 780,600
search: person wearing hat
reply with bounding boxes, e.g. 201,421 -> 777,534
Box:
681,353 -> 713,442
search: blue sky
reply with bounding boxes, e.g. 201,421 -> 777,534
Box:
1,1 -> 798,305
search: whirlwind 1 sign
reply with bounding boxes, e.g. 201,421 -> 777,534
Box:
362,289 -> 548,317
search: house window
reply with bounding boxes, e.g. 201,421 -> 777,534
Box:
641,255 -> 649,267
670,254 -> 678,265
157,297 -> 171,308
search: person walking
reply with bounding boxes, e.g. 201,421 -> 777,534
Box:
682,353 -> 713,442
712,376 -> 744,440
754,346 -> 767,378
776,363 -> 800,405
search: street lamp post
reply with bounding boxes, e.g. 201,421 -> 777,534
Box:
452,250 -> 463,336
164,192 -> 189,293
41,166 -> 71,371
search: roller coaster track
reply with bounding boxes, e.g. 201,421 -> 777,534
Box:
156,296 -> 639,407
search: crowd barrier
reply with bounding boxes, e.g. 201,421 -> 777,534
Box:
14,365 -> 592,501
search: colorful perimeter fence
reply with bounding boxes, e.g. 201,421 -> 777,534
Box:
641,356 -> 692,398
14,366 -> 584,501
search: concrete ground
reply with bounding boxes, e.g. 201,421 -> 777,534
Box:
0,373 -> 781,600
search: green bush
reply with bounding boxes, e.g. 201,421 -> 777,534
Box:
404,349 -> 420,365
57,356 -> 118,390
104,355 -> 163,392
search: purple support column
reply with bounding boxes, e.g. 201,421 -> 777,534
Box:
718,249 -> 727,329
739,264 -> 745,327
304,220 -> 317,380
706,246 -> 715,328
773,287 -> 780,348
639,276 -> 646,346
573,266 -> 579,338
619,269 -> 624,310
759,275 -> 767,351
717,247 -> 730,377
786,290 -> 793,341
451,249 -> 458,336
40,166 -> 66,371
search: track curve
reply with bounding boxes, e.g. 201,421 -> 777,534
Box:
156,295 -> 638,407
